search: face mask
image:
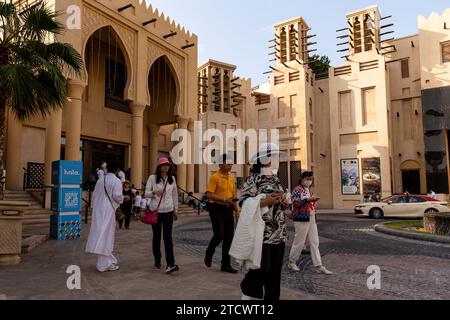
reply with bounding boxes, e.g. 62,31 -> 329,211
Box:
261,167 -> 273,176
303,181 -> 313,188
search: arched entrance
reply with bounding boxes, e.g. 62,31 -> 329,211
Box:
146,55 -> 181,176
82,26 -> 131,180
148,56 -> 179,125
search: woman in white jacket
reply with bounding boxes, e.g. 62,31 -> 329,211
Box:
145,157 -> 179,274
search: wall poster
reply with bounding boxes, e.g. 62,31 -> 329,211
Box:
361,158 -> 382,195
341,159 -> 360,195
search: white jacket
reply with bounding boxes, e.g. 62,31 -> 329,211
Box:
144,175 -> 179,213
229,194 -> 267,270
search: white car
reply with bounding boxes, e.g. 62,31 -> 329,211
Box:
355,195 -> 449,219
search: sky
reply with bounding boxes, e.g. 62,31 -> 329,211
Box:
146,0 -> 449,85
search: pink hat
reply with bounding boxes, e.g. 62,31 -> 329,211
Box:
157,157 -> 170,166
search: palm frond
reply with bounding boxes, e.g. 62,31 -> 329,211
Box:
21,1 -> 63,42
0,3 -> 15,18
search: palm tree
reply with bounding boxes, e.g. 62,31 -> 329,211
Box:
0,0 -> 83,199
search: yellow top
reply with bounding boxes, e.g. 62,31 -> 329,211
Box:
207,171 -> 235,201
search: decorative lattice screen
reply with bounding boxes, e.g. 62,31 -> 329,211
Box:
25,162 -> 45,190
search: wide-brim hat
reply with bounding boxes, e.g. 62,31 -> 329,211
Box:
249,143 -> 287,165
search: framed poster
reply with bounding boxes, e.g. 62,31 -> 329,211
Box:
341,159 -> 360,195
362,158 -> 382,195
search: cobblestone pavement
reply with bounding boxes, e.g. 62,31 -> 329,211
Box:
0,215 -> 312,300
174,213 -> 450,300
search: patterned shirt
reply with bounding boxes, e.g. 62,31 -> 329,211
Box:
240,173 -> 287,245
292,185 -> 315,215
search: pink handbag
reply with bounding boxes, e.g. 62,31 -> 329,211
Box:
141,178 -> 168,225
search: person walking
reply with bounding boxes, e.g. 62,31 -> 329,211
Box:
204,154 -> 240,274
231,143 -> 289,301
145,157 -> 179,274
288,171 -> 333,275
86,159 -> 124,272
119,180 -> 133,230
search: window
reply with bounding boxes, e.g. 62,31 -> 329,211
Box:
105,59 -> 130,113
392,196 -> 408,204
410,196 -> 427,203
353,17 -> 362,54
442,41 -> 450,63
280,27 -> 287,63
274,75 -> 285,85
362,87 -> 376,126
401,59 -> 410,78
278,97 -> 287,119
338,91 -> 353,129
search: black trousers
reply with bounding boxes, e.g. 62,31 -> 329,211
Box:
119,207 -> 132,228
240,243 -> 286,301
206,204 -> 235,268
152,212 -> 175,267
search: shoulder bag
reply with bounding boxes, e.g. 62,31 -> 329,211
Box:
103,175 -> 125,221
141,177 -> 169,225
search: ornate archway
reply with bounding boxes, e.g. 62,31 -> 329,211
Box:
147,55 -> 180,125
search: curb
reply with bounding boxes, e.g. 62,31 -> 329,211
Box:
374,223 -> 450,244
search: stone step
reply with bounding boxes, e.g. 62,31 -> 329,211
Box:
3,190 -> 30,194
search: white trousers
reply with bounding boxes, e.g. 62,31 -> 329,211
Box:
289,215 -> 322,267
96,254 -> 118,272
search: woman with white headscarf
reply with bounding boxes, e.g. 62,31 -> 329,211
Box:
231,143 -> 289,301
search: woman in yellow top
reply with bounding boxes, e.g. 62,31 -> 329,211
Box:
204,154 -> 240,274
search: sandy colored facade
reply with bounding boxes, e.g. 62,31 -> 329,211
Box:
252,6 -> 450,209
5,0 -> 198,206
3,2 -> 450,210
196,60 -> 255,195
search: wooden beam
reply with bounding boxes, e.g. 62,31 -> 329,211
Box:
182,43 -> 195,50
118,4 -> 133,12
142,18 -> 157,26
163,31 -> 177,39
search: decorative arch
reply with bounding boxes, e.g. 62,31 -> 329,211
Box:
147,40 -> 185,115
147,55 -> 180,124
81,5 -> 137,100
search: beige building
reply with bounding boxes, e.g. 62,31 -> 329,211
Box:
252,6 -> 450,209
6,0 -> 198,206
196,60 -> 255,195
4,2 -> 450,212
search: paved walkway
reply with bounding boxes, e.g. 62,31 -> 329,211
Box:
175,213 -> 450,300
0,216 -> 315,300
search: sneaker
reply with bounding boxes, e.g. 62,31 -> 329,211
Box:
106,264 -> 120,272
314,266 -> 333,275
154,262 -> 161,269
165,265 -> 179,274
288,262 -> 300,272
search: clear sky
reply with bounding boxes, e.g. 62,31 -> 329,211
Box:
146,0 -> 449,85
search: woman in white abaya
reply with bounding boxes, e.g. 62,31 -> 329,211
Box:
86,160 -> 124,272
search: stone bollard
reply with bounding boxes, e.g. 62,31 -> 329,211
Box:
0,201 -> 29,266
424,212 -> 450,236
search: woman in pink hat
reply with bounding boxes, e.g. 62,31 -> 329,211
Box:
145,157 -> 179,274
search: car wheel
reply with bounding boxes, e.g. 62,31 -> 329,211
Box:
425,209 -> 438,214
369,208 -> 384,219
